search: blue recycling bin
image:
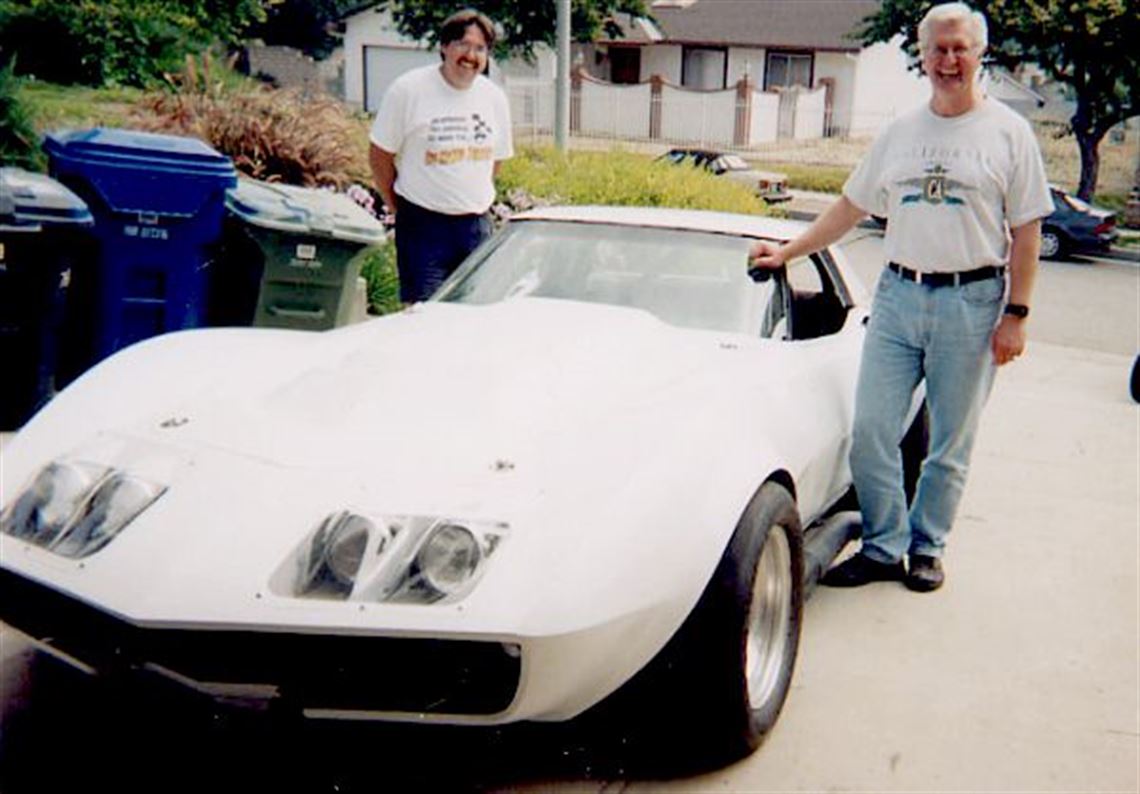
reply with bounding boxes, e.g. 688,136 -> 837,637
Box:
0,168 -> 94,429
44,128 -> 236,382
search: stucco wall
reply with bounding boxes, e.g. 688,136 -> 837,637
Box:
642,45 -> 682,84
813,50 -> 856,136
849,35 -> 928,135
727,47 -> 766,87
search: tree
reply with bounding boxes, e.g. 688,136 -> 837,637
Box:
247,0 -> 360,59
858,0 -> 1139,200
0,0 -> 267,87
385,0 -> 650,60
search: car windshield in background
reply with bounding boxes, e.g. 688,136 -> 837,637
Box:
436,220 -> 780,336
718,155 -> 751,171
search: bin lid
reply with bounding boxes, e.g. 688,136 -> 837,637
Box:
0,167 -> 94,230
43,128 -> 236,216
44,128 -> 235,178
225,179 -> 387,245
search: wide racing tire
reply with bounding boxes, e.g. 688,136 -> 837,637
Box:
613,481 -> 804,769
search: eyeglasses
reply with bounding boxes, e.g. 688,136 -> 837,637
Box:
448,41 -> 488,56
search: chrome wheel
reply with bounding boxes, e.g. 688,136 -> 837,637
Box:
1040,230 -> 1061,259
745,522 -> 793,710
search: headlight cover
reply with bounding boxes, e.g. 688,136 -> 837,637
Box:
1,461 -> 166,559
285,511 -> 508,605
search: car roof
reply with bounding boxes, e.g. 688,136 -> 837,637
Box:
511,204 -> 809,241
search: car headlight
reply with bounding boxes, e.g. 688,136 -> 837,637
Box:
298,511 -> 390,598
414,523 -> 482,596
1,461 -> 109,545
51,473 -> 167,558
1,461 -> 166,559
283,512 -> 507,605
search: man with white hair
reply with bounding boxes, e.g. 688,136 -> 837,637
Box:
748,2 -> 1052,591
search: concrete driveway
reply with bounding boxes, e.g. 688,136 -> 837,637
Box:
1,234 -> 1137,794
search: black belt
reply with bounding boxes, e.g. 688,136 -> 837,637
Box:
888,262 -> 1004,287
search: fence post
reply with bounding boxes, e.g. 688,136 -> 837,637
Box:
734,74 -> 754,146
571,65 -> 582,134
650,74 -> 663,139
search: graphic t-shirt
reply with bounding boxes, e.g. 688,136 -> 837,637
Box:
843,98 -> 1052,272
370,65 -> 513,215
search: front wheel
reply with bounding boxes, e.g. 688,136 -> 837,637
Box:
631,481 -> 804,765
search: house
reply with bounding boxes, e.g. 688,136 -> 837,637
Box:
342,5 -> 531,114
585,0 -> 930,138
341,1 -> 1034,147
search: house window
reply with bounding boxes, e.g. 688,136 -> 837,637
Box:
682,46 -> 727,90
764,51 -> 813,90
609,46 -> 641,84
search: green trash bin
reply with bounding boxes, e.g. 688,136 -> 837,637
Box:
223,179 -> 387,331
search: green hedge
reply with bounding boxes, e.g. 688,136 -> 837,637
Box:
0,60 -> 41,169
358,243 -> 401,316
496,146 -> 770,213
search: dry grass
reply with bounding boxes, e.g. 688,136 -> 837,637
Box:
132,86 -> 371,188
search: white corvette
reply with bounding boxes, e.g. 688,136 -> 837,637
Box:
0,206 -> 922,765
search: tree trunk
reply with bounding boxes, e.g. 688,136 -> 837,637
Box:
1074,126 -> 1102,201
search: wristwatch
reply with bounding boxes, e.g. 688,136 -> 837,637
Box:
1003,303 -> 1030,319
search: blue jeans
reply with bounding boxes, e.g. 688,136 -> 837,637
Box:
850,266 -> 1004,563
395,196 -> 490,303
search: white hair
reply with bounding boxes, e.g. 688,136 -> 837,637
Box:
918,2 -> 988,54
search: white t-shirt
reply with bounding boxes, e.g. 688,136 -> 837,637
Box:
370,65 -> 513,215
844,98 -> 1052,272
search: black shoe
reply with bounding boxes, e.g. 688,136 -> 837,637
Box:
820,552 -> 906,588
905,554 -> 945,592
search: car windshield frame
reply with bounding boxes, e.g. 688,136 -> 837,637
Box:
434,219 -> 794,337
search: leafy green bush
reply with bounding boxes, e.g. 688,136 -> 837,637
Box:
762,161 -> 851,194
358,242 -> 401,316
496,147 -> 770,214
0,58 -> 42,169
0,0 -> 264,88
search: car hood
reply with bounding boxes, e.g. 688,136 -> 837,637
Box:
161,299 -> 731,475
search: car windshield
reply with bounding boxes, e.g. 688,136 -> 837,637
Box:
436,220 -> 782,335
718,154 -> 750,171
1061,192 -> 1092,213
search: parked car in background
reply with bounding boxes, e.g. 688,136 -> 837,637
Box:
1042,186 -> 1118,259
658,148 -> 791,204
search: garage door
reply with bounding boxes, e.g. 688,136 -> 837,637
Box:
364,45 -> 437,113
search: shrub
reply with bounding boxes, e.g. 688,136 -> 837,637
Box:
133,78 -> 369,188
0,0 -> 264,88
0,58 -> 42,169
496,147 -> 770,214
357,242 -> 401,316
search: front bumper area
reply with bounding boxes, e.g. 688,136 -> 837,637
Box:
0,568 -> 521,717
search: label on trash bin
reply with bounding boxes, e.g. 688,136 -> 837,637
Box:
290,243 -> 320,269
123,224 -> 170,241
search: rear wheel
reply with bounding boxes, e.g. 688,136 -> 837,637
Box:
1040,227 -> 1066,260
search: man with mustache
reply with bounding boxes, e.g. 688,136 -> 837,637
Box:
748,2 -> 1052,592
370,9 -> 513,304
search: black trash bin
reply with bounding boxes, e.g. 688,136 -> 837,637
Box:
44,128 -> 236,383
0,167 -> 93,429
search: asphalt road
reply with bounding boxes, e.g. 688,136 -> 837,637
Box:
1,233 -> 1137,794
